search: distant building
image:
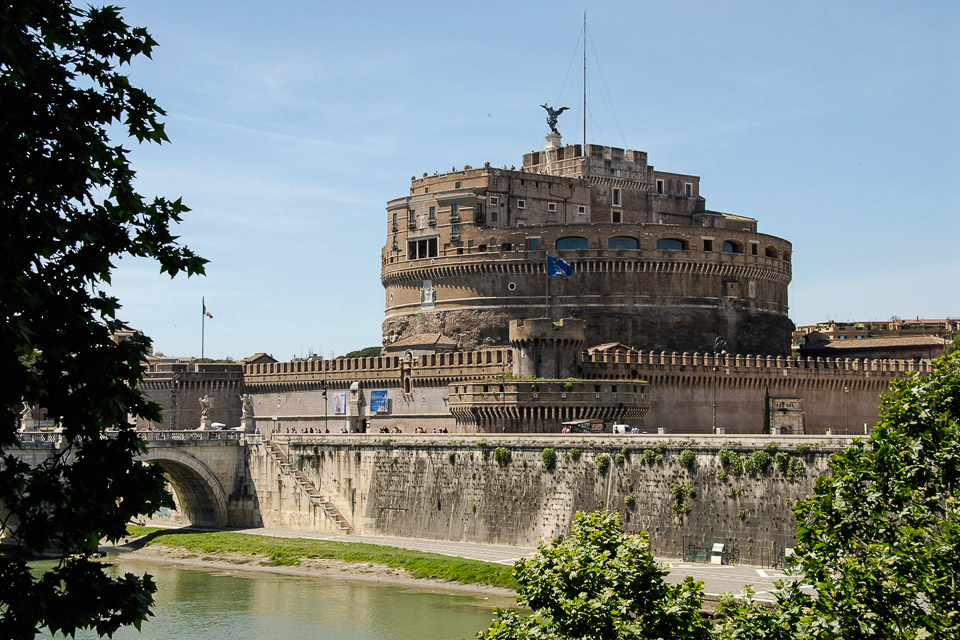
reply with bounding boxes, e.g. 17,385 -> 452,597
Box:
799,335 -> 946,361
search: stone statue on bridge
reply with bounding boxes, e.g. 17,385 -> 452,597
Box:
240,393 -> 254,418
198,394 -> 214,429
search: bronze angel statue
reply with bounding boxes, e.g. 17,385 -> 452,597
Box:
541,104 -> 569,135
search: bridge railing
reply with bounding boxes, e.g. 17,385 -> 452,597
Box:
139,430 -> 242,442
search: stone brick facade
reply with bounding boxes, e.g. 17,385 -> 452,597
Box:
381,139 -> 793,355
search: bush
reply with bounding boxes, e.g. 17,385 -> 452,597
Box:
614,452 -> 626,466
563,381 -> 574,392
596,453 -> 611,474
641,449 -> 663,465
718,449 -> 744,475
678,448 -> 697,470
774,451 -> 789,474
478,512 -> 710,639
744,450 -> 772,477
624,493 -> 636,509
786,456 -> 805,480
541,448 -> 557,471
493,447 -> 511,465
568,447 -> 582,462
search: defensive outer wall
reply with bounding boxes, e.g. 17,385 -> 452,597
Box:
250,433 -> 845,566
228,351 -> 933,435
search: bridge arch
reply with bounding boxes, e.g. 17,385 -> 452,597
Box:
142,449 -> 228,528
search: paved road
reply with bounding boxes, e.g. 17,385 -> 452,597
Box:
221,526 -> 805,601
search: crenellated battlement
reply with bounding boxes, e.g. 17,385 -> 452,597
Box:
584,349 -> 935,374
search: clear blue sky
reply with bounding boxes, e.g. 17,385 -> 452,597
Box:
110,0 -> 959,360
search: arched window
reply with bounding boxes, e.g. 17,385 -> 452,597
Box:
722,240 -> 743,254
765,246 -> 778,259
556,236 -> 589,251
608,236 -> 638,250
656,238 -> 688,251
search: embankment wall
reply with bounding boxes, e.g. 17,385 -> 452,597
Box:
254,434 -> 845,565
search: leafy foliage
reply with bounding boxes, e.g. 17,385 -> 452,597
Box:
493,447 -> 511,465
541,447 -> 557,471
0,2 -> 204,637
478,511 -> 711,640
678,448 -> 697,470
743,450 -> 772,477
595,452 -> 611,474
719,353 -> 960,639
338,346 -> 383,359
718,448 -> 744,475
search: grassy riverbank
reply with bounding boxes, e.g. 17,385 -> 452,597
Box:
125,527 -> 518,590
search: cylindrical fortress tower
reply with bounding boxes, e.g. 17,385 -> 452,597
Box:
509,318 -> 585,379
382,140 -> 793,355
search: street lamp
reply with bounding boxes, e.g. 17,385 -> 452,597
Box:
843,385 -> 849,433
322,379 -> 328,434
712,337 -> 726,435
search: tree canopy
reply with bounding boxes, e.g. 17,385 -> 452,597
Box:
1,1 -> 205,637
479,511 -> 711,640
717,353 -> 960,639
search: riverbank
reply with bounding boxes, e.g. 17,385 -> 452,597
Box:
114,528 -> 518,598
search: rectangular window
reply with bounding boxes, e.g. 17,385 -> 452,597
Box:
428,206 -> 436,221
612,211 -> 622,223
450,204 -> 458,218
527,237 -> 539,251
492,177 -> 499,186
392,212 -> 397,229
612,188 -> 621,207
490,196 -> 499,206
703,239 -> 713,252
491,210 -> 498,222
407,237 -> 438,260
685,182 -> 693,197
517,199 -> 525,209
751,243 -> 758,256
547,202 -> 557,212
451,224 -> 460,236
455,181 -> 461,189
656,179 -> 664,194
577,205 -> 586,215
408,209 -> 415,226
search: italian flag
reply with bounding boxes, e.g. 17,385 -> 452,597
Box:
203,302 -> 213,319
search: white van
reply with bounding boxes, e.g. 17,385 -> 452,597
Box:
611,424 -> 631,434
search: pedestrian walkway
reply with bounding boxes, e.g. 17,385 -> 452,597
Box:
226,525 -> 802,601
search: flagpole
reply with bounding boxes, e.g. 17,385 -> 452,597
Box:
201,296 -> 205,360
545,257 -> 549,319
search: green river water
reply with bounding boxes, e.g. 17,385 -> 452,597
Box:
40,558 -> 514,640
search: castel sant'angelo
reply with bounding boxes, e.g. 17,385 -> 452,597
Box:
382,125 -> 792,356
140,116 -> 936,436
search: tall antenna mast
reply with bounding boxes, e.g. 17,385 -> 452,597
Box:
582,11 -> 587,150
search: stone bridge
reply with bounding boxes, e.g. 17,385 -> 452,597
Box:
16,430 -> 257,529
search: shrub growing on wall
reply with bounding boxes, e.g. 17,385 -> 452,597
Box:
718,449 -> 744,475
493,447 -> 512,465
678,449 -> 697,470
541,448 -> 557,471
595,453 -> 611,474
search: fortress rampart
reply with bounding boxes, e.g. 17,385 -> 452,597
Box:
141,349 -> 932,436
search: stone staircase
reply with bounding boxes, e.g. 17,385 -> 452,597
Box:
263,439 -> 354,534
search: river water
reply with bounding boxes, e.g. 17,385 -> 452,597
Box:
42,558 -> 513,640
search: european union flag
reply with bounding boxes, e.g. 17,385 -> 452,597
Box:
547,255 -> 574,276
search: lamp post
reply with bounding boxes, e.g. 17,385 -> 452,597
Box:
322,379 -> 328,434
712,337 -> 726,434
843,385 -> 849,433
